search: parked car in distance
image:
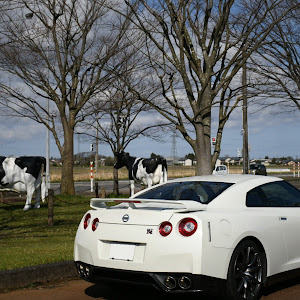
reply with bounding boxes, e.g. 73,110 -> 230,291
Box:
213,164 -> 228,175
250,163 -> 267,175
74,174 -> 300,300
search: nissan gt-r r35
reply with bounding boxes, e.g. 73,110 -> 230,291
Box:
74,174 -> 300,300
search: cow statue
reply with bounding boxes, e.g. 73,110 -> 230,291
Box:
0,156 -> 47,211
114,151 -> 168,196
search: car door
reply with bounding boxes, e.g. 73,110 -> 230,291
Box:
260,181 -> 300,270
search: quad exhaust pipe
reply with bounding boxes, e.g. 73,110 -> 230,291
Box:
178,276 -> 192,289
164,275 -> 192,290
76,263 -> 193,291
164,276 -> 177,289
76,262 -> 92,279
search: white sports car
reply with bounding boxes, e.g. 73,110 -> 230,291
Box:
74,174 -> 300,300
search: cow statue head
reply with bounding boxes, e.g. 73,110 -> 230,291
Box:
114,151 -> 130,169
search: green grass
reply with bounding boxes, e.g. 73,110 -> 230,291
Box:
0,195 -> 92,271
0,193 -> 128,271
2,175 -> 299,271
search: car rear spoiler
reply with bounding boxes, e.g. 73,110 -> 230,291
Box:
90,198 -> 207,212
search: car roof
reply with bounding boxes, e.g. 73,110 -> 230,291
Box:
169,174 -> 276,184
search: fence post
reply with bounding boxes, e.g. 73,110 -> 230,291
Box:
90,162 -> 94,192
48,189 -> 54,227
95,182 -> 99,198
0,192 -> 4,203
293,162 -> 296,177
101,187 -> 106,198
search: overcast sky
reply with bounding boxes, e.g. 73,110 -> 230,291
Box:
1,101 -> 300,160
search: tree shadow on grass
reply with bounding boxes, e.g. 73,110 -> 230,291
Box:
0,201 -> 26,211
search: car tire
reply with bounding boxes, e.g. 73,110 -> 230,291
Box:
225,240 -> 266,300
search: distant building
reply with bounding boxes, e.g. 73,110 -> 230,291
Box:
184,159 -> 193,166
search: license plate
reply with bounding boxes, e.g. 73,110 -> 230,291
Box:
109,243 -> 136,261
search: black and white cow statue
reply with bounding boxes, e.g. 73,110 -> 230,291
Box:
114,151 -> 168,196
0,156 -> 47,211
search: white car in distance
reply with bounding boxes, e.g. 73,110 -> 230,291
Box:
74,174 -> 300,300
213,164 -> 228,175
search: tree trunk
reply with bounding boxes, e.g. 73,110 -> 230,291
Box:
184,123 -> 212,176
194,136 -> 212,176
60,127 -> 75,195
113,167 -> 119,195
211,118 -> 227,168
194,90 -> 213,176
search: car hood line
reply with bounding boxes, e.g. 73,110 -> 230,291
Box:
90,198 -> 207,213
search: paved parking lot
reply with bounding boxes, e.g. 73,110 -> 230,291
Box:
1,278 -> 300,300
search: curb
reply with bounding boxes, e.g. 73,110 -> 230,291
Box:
0,261 -> 78,291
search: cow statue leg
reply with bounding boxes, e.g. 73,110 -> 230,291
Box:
23,184 -> 35,211
34,170 -> 44,209
34,185 -> 41,209
146,177 -> 153,189
130,180 -> 135,196
23,194 -> 33,211
41,174 -> 46,202
23,203 -> 31,211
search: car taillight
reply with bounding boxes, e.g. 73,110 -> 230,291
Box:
179,218 -> 197,236
83,213 -> 91,229
92,218 -> 99,231
159,221 -> 172,236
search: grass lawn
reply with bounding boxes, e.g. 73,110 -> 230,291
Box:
0,195 -> 91,271
1,173 -> 299,272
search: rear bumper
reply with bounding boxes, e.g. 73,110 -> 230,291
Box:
75,261 -> 224,294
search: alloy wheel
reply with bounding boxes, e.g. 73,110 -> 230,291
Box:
232,244 -> 263,299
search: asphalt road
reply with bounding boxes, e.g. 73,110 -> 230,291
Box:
50,180 -> 135,195
1,278 -> 300,300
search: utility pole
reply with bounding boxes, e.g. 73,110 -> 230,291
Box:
242,59 -> 249,174
171,129 -> 177,165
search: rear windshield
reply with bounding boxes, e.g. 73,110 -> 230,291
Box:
136,181 -> 233,204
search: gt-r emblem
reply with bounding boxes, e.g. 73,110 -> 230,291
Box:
147,229 -> 153,234
122,214 -> 129,222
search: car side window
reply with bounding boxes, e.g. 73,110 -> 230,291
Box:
179,189 -> 200,202
246,187 -> 268,207
247,181 -> 300,207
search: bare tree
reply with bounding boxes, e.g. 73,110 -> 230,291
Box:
81,74 -> 171,194
249,0 -> 300,111
119,0 -> 296,175
0,0 -> 132,194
